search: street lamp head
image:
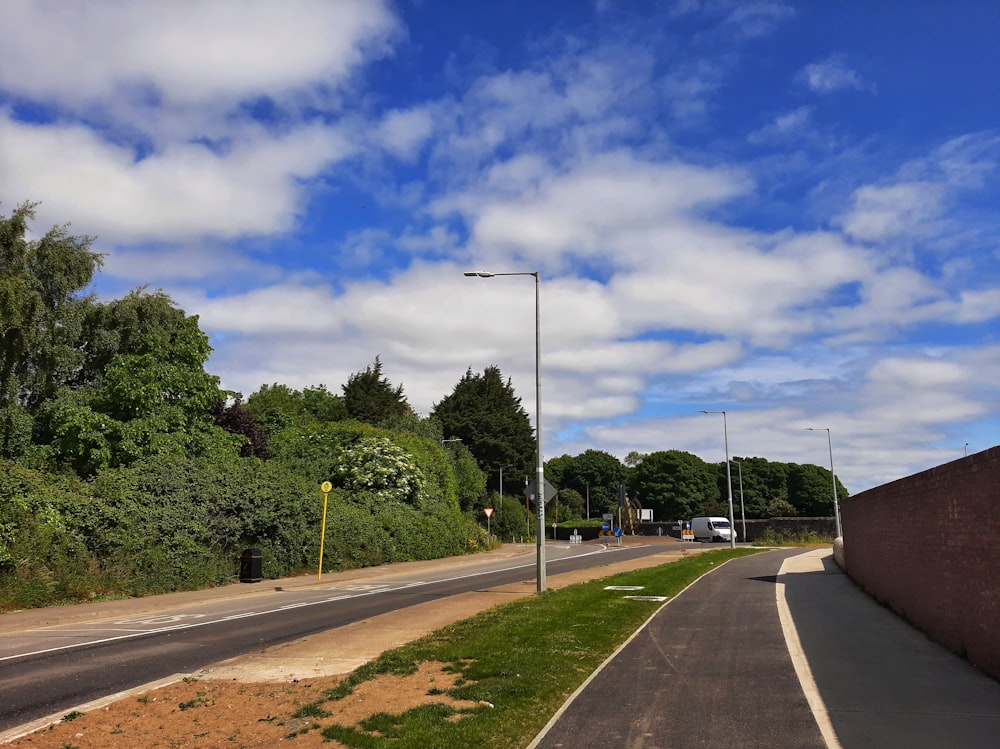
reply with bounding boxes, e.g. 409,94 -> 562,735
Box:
805,427 -> 828,432
463,271 -> 494,277
700,409 -> 725,415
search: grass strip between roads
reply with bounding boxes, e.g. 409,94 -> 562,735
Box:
295,547 -> 761,747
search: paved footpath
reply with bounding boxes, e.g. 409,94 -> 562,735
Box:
530,548 -> 1000,749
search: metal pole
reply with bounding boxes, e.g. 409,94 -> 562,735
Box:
464,270 -> 545,592
533,272 -> 545,591
736,459 -> 746,542
702,410 -> 736,548
807,427 -> 842,539
586,484 -> 590,520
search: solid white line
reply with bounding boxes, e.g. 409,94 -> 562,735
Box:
776,552 -> 843,749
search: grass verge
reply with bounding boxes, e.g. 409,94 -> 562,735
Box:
293,547 -> 760,748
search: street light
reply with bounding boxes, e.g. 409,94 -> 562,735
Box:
806,427 -> 842,538
498,463 -> 513,521
733,457 -> 746,542
965,442 -> 970,457
700,410 -> 736,549
465,270 -> 546,592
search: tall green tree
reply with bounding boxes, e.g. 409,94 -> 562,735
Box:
245,383 -> 347,434
545,449 -> 625,517
787,463 -> 848,516
32,288 -> 228,475
431,366 -> 535,488
629,450 -> 717,521
0,202 -> 102,458
342,356 -> 410,426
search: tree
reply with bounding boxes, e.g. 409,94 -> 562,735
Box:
342,356 -> 410,426
629,450 -> 717,521
432,366 -> 535,488
211,397 -> 269,458
245,383 -> 346,434
545,449 -> 625,517
31,288 -> 228,475
787,463 -> 848,517
0,202 -> 102,458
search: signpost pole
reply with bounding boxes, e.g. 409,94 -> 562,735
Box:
318,481 -> 332,581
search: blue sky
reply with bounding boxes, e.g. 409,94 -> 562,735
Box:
2,0 -> 998,493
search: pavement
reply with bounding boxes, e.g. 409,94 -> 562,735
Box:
528,547 -> 1000,749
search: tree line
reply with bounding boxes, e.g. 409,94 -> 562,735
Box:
0,203 -> 845,610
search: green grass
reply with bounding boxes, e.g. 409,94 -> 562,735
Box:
289,547 -> 761,748
753,529 -> 833,547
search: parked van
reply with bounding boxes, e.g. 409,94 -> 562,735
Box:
691,516 -> 734,543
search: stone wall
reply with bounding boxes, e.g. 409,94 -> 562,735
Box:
841,445 -> 1000,680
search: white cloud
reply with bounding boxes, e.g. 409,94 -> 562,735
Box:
839,181 -> 946,242
0,0 -> 398,112
0,115 -> 355,241
376,107 -> 436,162
747,106 -> 813,145
797,55 -> 875,94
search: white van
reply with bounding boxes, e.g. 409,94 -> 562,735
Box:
691,516 -> 734,543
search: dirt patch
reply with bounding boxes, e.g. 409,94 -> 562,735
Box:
13,661 -> 481,748
3,542 -> 695,747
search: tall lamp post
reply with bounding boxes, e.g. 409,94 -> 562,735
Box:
498,463 -> 513,521
701,410 -> 736,549
806,427 -> 842,538
465,271 -> 546,592
733,457 -> 746,542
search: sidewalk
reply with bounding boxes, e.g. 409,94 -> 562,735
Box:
530,548 -> 1000,748
781,549 -> 1000,748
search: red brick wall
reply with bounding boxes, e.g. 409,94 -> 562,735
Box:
841,445 -> 1000,680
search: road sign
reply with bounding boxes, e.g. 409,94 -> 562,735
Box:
484,508 -> 494,518
320,481 -> 332,493
524,477 -> 559,504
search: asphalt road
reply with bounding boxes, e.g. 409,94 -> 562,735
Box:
0,542 -> 671,731
532,548 -> 826,749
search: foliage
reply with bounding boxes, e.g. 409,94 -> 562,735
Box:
342,356 -> 411,427
629,450 -> 718,521
489,495 -> 530,541
444,441 -> 485,513
432,366 -> 535,489
544,449 -> 625,515
332,435 -> 425,504
552,488 -> 584,522
245,383 -> 347,434
210,396 -> 270,457
0,460 -> 109,608
0,202 -> 101,458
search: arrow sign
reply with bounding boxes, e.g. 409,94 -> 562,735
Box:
524,477 -> 558,504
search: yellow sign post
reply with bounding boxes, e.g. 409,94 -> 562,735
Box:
318,481 -> 332,580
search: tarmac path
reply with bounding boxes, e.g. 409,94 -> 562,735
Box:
531,548 -> 823,748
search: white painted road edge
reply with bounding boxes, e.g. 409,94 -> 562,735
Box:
776,549 -> 844,749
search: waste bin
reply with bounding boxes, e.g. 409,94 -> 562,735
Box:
239,548 -> 263,583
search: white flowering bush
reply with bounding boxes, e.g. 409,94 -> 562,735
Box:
332,436 -> 424,504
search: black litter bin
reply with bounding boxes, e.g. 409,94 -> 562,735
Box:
239,548 -> 263,583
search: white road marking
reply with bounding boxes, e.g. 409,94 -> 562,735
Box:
776,550 -> 843,749
1,545 -> 633,663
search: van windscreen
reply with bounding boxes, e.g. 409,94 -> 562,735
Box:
714,521 -> 731,528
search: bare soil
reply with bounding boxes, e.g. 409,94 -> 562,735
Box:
3,542 -> 692,748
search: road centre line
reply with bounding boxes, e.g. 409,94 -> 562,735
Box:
1,545 -> 628,664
